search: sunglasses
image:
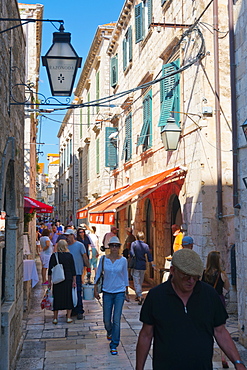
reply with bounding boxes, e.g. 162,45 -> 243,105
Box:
109,244 -> 120,248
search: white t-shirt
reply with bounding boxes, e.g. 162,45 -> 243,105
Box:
40,236 -> 53,255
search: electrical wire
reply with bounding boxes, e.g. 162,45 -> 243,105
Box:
47,27 -> 205,114
199,22 -> 229,39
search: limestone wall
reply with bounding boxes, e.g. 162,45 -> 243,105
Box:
0,1 -> 26,369
233,0 -> 247,347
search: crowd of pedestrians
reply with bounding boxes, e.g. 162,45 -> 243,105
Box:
34,218 -> 246,368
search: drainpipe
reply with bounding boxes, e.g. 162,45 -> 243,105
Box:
228,0 -> 240,209
213,0 -> 223,219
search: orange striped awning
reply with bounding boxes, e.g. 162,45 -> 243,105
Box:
88,166 -> 186,225
76,185 -> 129,220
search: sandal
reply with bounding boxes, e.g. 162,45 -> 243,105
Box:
138,298 -> 144,305
110,349 -> 118,355
67,318 -> 73,323
52,319 -> 58,325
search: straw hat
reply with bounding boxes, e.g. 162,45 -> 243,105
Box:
172,249 -> 204,276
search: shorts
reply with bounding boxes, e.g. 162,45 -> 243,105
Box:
40,252 -> 51,268
90,258 -> 98,269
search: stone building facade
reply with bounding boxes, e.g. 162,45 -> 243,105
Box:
232,0 -> 247,347
18,2 -> 43,314
75,0 -> 235,299
57,24 -> 115,237
0,1 -> 26,369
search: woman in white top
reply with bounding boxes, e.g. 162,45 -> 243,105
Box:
94,236 -> 129,356
40,228 -> 53,285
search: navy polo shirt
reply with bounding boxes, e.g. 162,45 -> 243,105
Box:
140,279 -> 228,370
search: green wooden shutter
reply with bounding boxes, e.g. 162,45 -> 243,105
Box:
148,0 -> 153,27
135,3 -> 143,43
111,55 -> 118,87
96,138 -> 100,174
126,113 -> 132,160
129,26 -> 133,61
123,38 -> 127,71
158,60 -> 180,127
137,91 -> 152,147
96,71 -> 100,114
105,127 -> 118,169
121,113 -> 132,161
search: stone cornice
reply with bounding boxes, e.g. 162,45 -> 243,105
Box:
74,24 -> 115,97
107,0 -> 134,56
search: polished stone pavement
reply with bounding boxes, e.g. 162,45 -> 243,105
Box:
15,262 -> 247,370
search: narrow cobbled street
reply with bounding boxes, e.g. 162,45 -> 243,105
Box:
15,262 -> 247,370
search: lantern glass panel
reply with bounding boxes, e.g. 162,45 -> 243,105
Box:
46,57 -> 77,96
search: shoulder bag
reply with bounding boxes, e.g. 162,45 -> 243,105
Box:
128,242 -> 136,269
51,252 -> 65,284
95,256 -> 105,293
72,287 -> 78,307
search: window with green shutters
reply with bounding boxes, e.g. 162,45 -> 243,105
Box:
96,138 -> 100,174
111,55 -> 118,88
137,90 -> 152,151
87,92 -> 90,127
123,26 -> 133,71
135,0 -> 152,43
105,127 -> 118,170
121,113 -> 132,162
96,71 -> 100,114
158,60 -> 180,128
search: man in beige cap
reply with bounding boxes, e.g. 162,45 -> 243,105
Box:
136,249 -> 246,370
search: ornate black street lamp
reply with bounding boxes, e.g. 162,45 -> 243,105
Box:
42,25 -> 82,96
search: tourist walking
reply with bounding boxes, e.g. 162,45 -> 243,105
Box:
130,231 -> 155,305
40,228 -> 53,285
101,226 -> 118,254
48,240 -> 76,324
136,249 -> 245,370
65,229 -> 90,319
77,227 -> 92,283
202,250 -> 230,368
172,224 -> 183,252
94,236 -> 129,355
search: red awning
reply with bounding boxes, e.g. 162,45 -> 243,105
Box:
89,166 -> 186,225
24,196 -> 53,214
76,185 -> 129,220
